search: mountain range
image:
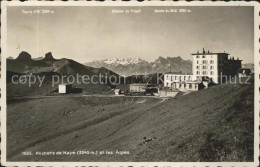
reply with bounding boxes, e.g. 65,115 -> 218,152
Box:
7,52 -> 123,97
6,52 -> 255,78
85,56 -> 193,76
7,52 -> 119,77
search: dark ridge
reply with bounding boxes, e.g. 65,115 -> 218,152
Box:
44,52 -> 55,60
16,51 -> 31,61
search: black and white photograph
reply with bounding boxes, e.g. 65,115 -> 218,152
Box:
1,1 -> 259,166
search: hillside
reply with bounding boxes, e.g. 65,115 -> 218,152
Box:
7,52 -> 122,97
7,52 -> 119,77
7,83 -> 254,162
6,71 -> 114,97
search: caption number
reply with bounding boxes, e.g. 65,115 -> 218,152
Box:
22,151 -> 33,155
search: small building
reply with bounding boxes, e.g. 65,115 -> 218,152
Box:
164,72 -> 205,91
130,84 -> 152,93
164,73 -> 196,89
176,81 -> 205,91
238,68 -> 251,77
202,81 -> 209,89
145,87 -> 159,96
159,90 -> 179,98
58,84 -> 72,94
114,89 -> 122,95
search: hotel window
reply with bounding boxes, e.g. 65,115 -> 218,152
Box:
202,66 -> 207,69
196,55 -> 199,58
202,60 -> 207,64
196,66 -> 199,69
175,76 -> 177,80
203,71 -> 207,75
196,71 -> 200,75
189,84 -> 192,89
210,66 -> 214,69
210,71 -> 214,75
197,60 -> 199,64
202,55 -> 205,58
210,60 -> 214,64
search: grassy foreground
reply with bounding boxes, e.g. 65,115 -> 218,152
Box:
7,83 -> 254,162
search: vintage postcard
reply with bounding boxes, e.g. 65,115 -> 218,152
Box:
1,1 -> 259,167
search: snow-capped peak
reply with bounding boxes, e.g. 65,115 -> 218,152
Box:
103,58 -> 145,66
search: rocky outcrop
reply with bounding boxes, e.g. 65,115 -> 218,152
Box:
43,52 -> 55,60
16,51 -> 32,61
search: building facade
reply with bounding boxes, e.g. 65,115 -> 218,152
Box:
164,73 -> 205,91
164,49 -> 242,92
129,84 -> 152,92
59,84 -> 72,94
192,49 -> 242,83
114,89 -> 122,95
159,90 -> 179,98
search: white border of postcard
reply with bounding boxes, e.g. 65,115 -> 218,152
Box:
1,1 -> 259,167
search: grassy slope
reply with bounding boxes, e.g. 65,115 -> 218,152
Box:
7,74 -> 112,97
7,84 -> 254,162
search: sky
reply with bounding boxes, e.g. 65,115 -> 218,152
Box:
7,6 -> 254,63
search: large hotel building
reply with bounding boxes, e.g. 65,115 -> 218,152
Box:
164,49 -> 242,91
192,48 -> 242,83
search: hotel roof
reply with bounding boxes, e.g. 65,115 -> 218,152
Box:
165,72 -> 193,75
191,52 -> 229,55
191,48 -> 229,55
130,83 -> 152,86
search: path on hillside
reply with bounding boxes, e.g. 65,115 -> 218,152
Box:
7,84 -> 254,162
8,94 -> 167,101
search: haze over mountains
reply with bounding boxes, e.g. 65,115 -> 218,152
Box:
85,57 -> 193,76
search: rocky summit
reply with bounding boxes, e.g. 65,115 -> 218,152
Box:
16,51 -> 32,61
43,52 -> 55,60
